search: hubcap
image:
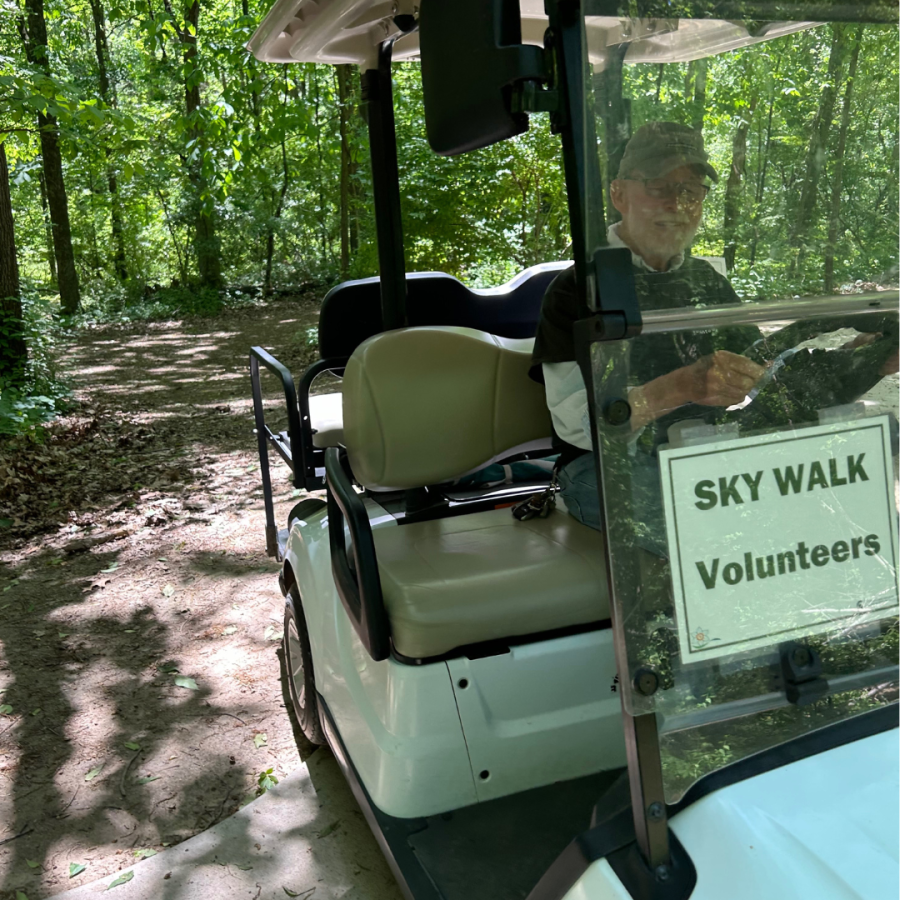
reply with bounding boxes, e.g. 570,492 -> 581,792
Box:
287,617 -> 306,710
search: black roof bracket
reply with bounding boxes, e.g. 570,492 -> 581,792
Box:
511,79 -> 560,114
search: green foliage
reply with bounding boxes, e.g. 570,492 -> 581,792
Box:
1,1 -> 573,298
617,24 -> 899,297
393,65 -> 569,281
0,290 -> 71,436
75,282 -> 267,325
256,767 -> 278,795
0,5 -> 896,323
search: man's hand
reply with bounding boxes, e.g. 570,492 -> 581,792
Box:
629,350 -> 766,429
680,350 -> 767,407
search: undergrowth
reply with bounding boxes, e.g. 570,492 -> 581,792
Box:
0,290 -> 73,437
76,281 -> 282,325
0,279 -> 324,437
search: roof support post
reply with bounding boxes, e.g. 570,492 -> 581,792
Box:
546,0 -> 605,319
362,40 -> 407,331
553,0 -> 666,874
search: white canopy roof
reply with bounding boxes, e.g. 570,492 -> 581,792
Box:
246,0 -> 815,70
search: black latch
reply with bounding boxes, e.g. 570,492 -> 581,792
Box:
779,642 -> 828,706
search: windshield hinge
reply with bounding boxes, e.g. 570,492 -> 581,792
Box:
511,79 -> 560,114
574,247 -> 643,343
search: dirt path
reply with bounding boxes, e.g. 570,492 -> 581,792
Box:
0,296 -> 326,899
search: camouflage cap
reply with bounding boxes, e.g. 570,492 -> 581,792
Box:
616,121 -> 718,183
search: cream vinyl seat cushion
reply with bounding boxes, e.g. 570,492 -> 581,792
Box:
309,392 -> 343,448
343,327 -> 551,490
373,505 -> 610,659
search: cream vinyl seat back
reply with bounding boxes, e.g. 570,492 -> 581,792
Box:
342,327 -> 552,491
339,326 -> 610,660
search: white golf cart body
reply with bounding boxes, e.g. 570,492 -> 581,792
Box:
567,728 -> 899,900
247,1 -> 900,898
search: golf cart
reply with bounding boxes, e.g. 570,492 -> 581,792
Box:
248,1 -> 900,898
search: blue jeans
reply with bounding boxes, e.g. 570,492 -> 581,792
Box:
559,452 -> 667,556
558,453 -> 604,531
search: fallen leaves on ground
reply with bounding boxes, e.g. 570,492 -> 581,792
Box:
107,870 -> 134,889
0,300 -> 323,898
0,405 -> 198,545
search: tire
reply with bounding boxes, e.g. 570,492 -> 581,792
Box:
283,585 -> 326,746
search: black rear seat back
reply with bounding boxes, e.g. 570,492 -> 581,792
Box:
318,263 -> 569,359
298,263 -> 569,491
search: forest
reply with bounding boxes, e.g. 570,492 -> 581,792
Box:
0,1 -> 898,431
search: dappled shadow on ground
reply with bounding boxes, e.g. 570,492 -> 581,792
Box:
66,298 -> 322,455
0,297 -> 322,546
0,543 -> 261,897
0,298 -> 324,897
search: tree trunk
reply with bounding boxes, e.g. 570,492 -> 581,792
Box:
824,28 -> 862,294
594,45 -> 631,225
337,65 -> 353,278
653,64 -> 664,104
22,0 -> 81,314
38,171 -> 57,284
38,116 -> 80,313
312,69 -> 328,265
240,0 -> 261,130
343,69 -> 361,256
0,142 -> 26,378
748,53 -> 784,269
89,0 -> 128,281
107,171 -> 128,281
182,0 -> 222,288
686,58 -> 708,134
349,76 -> 361,255
264,135 -> 290,296
790,24 -> 849,273
156,188 -> 188,283
723,97 -> 758,271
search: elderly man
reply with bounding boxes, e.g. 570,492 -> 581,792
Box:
531,121 -> 765,532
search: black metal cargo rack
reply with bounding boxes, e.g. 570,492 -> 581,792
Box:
250,345 -> 343,559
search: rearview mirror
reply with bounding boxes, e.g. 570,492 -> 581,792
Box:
419,0 -> 547,156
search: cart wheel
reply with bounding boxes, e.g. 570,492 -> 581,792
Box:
284,586 -> 325,746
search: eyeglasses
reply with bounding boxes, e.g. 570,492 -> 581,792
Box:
624,177 -> 711,202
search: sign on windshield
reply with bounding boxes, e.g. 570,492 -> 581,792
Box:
591,304 -> 899,802
659,417 -> 898,662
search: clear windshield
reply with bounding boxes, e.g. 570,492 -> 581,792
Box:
579,18 -> 899,802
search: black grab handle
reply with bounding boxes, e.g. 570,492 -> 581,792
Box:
324,447 -> 391,661
249,346 -> 305,557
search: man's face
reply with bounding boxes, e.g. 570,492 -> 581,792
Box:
610,164 -> 706,270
